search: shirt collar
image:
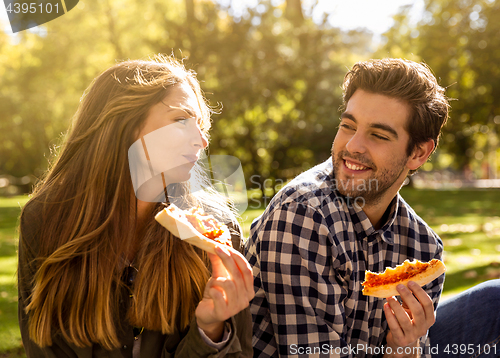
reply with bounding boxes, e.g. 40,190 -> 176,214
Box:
377,195 -> 400,243
349,195 -> 399,244
327,165 -> 400,244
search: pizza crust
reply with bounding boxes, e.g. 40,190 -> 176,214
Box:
362,259 -> 446,297
155,203 -> 231,255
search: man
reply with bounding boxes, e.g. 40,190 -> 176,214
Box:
245,58 -> 449,358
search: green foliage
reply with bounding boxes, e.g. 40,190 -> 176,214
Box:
378,0 -> 500,174
0,196 -> 28,355
0,0 -> 373,191
3,0 -> 500,186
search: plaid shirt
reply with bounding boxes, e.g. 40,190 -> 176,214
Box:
245,159 -> 444,358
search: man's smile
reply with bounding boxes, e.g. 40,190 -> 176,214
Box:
344,159 -> 371,171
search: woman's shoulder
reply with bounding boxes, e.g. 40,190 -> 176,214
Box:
18,197 -> 46,291
19,196 -> 47,248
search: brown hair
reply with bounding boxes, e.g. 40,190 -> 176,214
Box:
20,55 -> 234,349
342,58 -> 449,173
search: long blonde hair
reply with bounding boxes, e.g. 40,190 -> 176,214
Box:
20,55 -> 235,349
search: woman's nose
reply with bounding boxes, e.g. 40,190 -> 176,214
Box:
192,125 -> 208,149
199,131 -> 208,149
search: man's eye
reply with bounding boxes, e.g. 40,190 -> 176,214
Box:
340,123 -> 354,130
373,134 -> 389,141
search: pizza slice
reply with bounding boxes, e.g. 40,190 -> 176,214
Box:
362,259 -> 446,297
155,203 -> 232,254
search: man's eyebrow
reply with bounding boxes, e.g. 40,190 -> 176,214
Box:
340,112 -> 399,139
370,123 -> 399,139
340,112 -> 356,122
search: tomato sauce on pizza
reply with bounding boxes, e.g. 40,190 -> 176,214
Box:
363,260 -> 429,288
361,259 -> 446,297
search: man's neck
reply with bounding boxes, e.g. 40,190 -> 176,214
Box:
361,193 -> 398,230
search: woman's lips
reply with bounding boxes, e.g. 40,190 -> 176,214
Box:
182,155 -> 199,163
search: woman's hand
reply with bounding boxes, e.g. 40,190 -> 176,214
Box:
195,245 -> 255,342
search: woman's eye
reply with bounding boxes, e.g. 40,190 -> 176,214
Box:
175,117 -> 189,125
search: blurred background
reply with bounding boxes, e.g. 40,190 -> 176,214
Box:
1,0 -> 499,356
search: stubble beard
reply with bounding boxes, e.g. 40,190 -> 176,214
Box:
332,150 -> 409,206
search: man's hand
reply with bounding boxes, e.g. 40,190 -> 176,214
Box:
383,281 -> 435,358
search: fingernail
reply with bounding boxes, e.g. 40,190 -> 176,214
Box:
397,284 -> 407,292
216,245 -> 230,255
408,281 -> 418,288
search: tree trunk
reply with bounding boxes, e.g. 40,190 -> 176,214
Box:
285,0 -> 304,25
185,0 -> 195,22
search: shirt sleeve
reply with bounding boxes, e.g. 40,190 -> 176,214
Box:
245,201 -> 354,358
171,308 -> 253,358
197,321 -> 231,349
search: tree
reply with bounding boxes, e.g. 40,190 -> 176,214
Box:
0,0 -> 374,194
379,0 -> 500,175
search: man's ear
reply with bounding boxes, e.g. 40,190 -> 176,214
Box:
407,139 -> 435,171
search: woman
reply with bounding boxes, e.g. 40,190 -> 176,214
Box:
18,55 -> 254,357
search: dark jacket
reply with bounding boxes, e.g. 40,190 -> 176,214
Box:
18,202 -> 252,358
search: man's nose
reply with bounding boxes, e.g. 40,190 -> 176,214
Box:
345,131 -> 366,154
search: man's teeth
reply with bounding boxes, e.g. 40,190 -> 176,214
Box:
345,161 -> 368,171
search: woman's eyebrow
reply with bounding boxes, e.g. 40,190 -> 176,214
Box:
164,105 -> 196,117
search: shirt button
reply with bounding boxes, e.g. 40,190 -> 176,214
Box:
123,345 -> 127,349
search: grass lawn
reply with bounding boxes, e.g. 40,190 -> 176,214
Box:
1,188 -> 499,356
398,187 -> 500,300
0,196 -> 29,358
